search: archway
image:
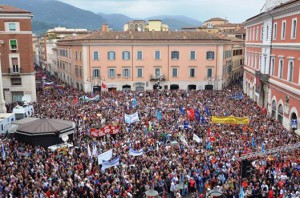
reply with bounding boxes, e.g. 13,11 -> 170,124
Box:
291,112 -> 298,129
170,84 -> 179,90
278,104 -> 283,124
122,85 -> 131,91
188,84 -> 196,90
271,100 -> 276,119
205,85 -> 213,90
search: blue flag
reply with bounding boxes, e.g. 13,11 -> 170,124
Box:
132,98 -> 137,108
58,89 -> 64,95
239,186 -> 244,198
252,138 -> 255,148
156,109 -> 162,121
262,142 -> 265,153
205,106 -> 210,116
201,116 -> 205,124
1,144 -> 6,161
195,110 -> 200,122
179,106 -> 185,115
183,120 -> 189,129
206,142 -> 211,150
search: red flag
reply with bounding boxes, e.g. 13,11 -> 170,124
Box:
73,97 -> 78,103
207,128 -> 211,137
101,82 -> 107,89
187,108 -> 195,120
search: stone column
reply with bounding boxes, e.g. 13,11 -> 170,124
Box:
0,40 -> 7,113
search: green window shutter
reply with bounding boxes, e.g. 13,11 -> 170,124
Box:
10,40 -> 17,45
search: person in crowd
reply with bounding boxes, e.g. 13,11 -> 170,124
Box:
1,67 -> 299,198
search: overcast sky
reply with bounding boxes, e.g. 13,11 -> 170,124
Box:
57,0 -> 266,23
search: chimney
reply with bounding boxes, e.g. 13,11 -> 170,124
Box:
102,24 -> 108,32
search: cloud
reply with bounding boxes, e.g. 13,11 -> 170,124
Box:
58,0 -> 265,23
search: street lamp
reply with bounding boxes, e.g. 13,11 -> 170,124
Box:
0,40 -> 7,113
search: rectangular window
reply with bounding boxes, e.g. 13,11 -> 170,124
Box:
291,18 -> 297,39
11,58 -> 19,73
108,51 -> 116,60
261,26 -> 263,40
137,51 -> 143,60
93,51 -> 99,60
207,68 -> 213,78
137,68 -> 143,78
11,78 -> 22,85
79,52 -> 82,61
12,92 -> 23,102
279,59 -> 284,78
271,58 -> 275,76
93,69 -> 100,78
206,51 -> 215,60
172,68 -> 178,77
108,68 -> 116,78
273,23 -> 277,40
190,51 -> 196,60
10,40 -> 17,50
75,66 -> 79,77
190,68 -> 195,77
256,26 -> 259,41
281,21 -> 286,39
171,51 -> 179,59
75,51 -> 78,60
123,68 -> 130,78
79,67 -> 82,77
155,68 -> 160,77
155,50 -> 160,60
122,51 -> 130,60
288,61 -> 294,82
8,23 -> 16,31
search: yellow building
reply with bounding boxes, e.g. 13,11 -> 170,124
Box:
124,20 -> 169,31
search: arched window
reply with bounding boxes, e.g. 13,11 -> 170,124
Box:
278,104 -> 283,123
272,100 -> 276,118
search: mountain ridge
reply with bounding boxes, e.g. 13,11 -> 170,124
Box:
1,0 -> 202,35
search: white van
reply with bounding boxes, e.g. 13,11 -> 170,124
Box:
0,113 -> 16,133
12,105 -> 34,120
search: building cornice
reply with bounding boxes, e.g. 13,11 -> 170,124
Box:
244,1 -> 300,26
0,14 -> 32,18
270,2 -> 300,18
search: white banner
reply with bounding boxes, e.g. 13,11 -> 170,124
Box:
125,112 -> 140,124
129,148 -> 144,156
97,149 -> 113,165
193,134 -> 202,143
101,156 -> 120,171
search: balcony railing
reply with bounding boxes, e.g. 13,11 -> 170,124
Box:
150,74 -> 166,81
8,68 -> 22,75
260,74 -> 270,83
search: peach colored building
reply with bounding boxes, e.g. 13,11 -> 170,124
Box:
56,31 -> 243,92
243,0 -> 300,130
0,5 -> 36,105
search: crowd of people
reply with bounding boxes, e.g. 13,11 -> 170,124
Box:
1,67 -> 300,198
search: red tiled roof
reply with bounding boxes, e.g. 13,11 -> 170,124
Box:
59,31 -> 228,42
0,4 -> 31,14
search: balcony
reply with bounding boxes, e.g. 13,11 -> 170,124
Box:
8,68 -> 22,75
255,71 -> 269,83
260,74 -> 270,83
150,74 -> 166,81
